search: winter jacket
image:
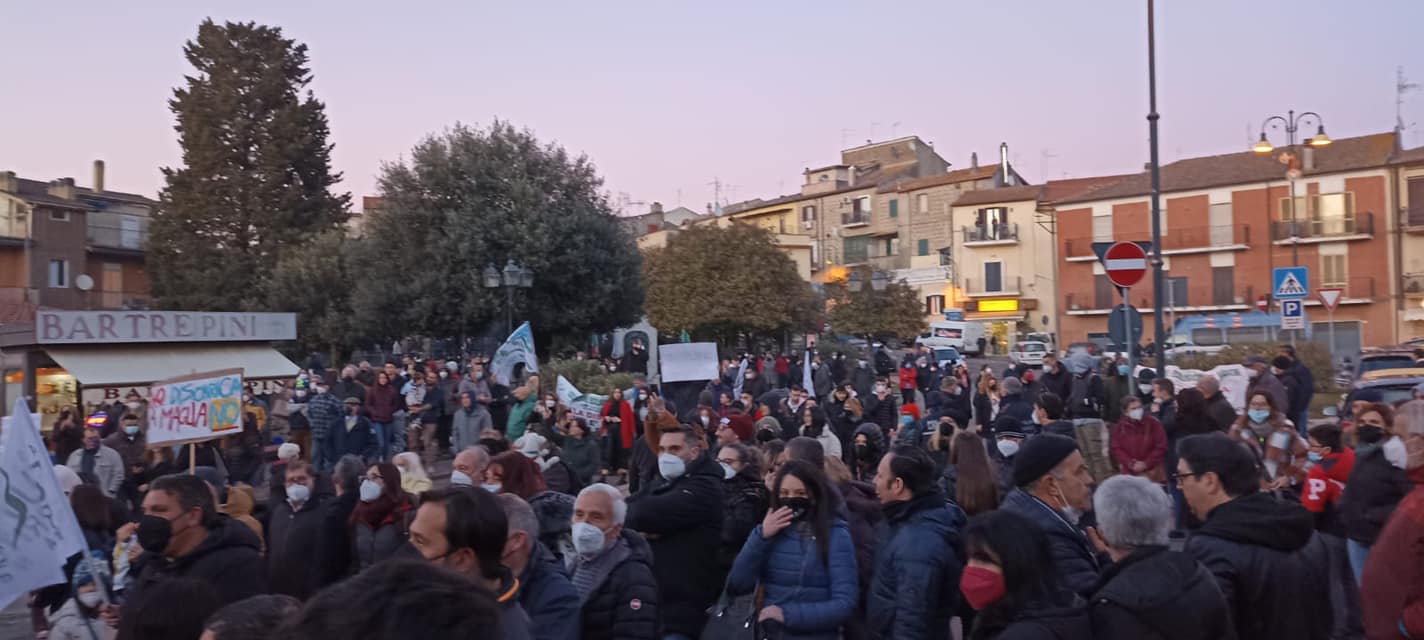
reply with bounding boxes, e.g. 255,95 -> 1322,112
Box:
927,388 -> 972,426
559,435 -> 602,486
1109,415 -> 1168,479
48,599 -> 114,640
1183,491 -> 1332,640
1000,489 -> 1101,597
1339,442 -> 1412,545
577,530 -> 660,640
123,516 -> 266,611
973,393 -> 996,429
1203,392 -> 1238,432
222,485 -> 265,554
970,600 -> 1095,640
519,541 -> 582,640
835,479 -> 884,592
1301,448 -> 1355,536
601,399 -> 636,449
1039,364 -> 1073,402
1041,419 -> 1075,438
998,393 -> 1034,432
102,431 -> 146,468
1245,371 -> 1289,419
851,365 -> 875,399
529,491 -> 576,562
352,503 -> 413,572
331,414 -> 379,463
728,520 -> 859,639
720,472 -> 770,570
1285,361 -> 1314,419
1173,411 -> 1221,438
1088,546 -> 1235,640
331,378 -> 366,406
1229,417 -> 1308,487
866,491 -> 966,640
1102,374 -> 1130,423
320,491 -> 358,586
267,494 -> 329,599
1065,372 -> 1106,420
1360,465 -> 1424,638
625,453 -> 725,636
813,364 -> 835,398
66,446 -> 125,498
451,404 -> 493,452
863,393 -> 898,431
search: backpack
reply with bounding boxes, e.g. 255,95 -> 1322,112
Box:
1067,373 -> 1101,418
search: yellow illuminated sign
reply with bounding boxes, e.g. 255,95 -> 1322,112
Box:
978,299 -> 1020,312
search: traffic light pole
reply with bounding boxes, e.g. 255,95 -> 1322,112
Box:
1146,0 -> 1168,371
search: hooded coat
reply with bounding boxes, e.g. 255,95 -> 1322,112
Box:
1183,492 -> 1332,640
866,492 -> 966,640
1088,546 -> 1235,640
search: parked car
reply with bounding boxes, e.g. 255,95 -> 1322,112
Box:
933,347 -> 963,371
1010,341 -> 1049,366
1336,368 -> 1424,430
1352,349 -> 1417,382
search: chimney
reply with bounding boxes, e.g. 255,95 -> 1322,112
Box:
970,152 -> 979,170
651,201 -> 663,214
0,171 -> 16,193
1303,147 -> 1315,171
999,142 -> 1010,185
93,160 -> 105,193
48,177 -> 75,200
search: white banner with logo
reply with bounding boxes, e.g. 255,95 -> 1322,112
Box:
556,376 -> 609,434
0,399 -> 87,610
1162,364 -> 1250,413
491,322 -> 539,386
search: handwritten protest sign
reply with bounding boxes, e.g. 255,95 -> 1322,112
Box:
0,399 -> 86,610
556,376 -> 608,434
146,369 -> 244,446
1162,364 -> 1250,412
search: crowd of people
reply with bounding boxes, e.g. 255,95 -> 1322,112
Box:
24,341 -> 1424,640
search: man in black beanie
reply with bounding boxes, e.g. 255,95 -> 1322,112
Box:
998,434 -> 1102,596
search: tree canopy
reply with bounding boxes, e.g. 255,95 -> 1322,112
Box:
265,230 -> 356,358
824,268 -> 925,339
150,19 -> 349,310
350,121 -> 643,348
641,223 -> 817,344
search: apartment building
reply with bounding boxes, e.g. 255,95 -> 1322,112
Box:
1392,146 -> 1424,340
0,162 -> 154,324
1054,132 -> 1401,351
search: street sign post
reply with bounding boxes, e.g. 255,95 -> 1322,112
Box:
1104,242 -> 1149,288
1272,267 -> 1310,300
1318,288 -> 1343,364
1255,295 -> 1268,313
1108,303 -> 1145,349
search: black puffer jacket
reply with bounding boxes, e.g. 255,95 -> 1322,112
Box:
266,495 -> 330,600
1184,492 -> 1331,640
720,471 -> 770,570
970,599 -> 1094,640
579,530 -> 660,640
1089,546 -> 1235,640
625,453 -> 725,636
123,516 -> 266,612
1339,442 -> 1412,545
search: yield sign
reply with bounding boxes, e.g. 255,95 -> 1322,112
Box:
1318,288 -> 1343,311
1103,241 -> 1148,288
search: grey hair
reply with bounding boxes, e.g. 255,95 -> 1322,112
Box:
1197,374 -> 1220,393
1001,377 -> 1023,395
577,483 -> 627,525
494,493 -> 541,539
1093,475 -> 1173,548
459,446 -> 490,467
333,455 -> 366,495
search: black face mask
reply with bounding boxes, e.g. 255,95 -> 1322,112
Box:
854,444 -> 871,458
1357,425 -> 1386,444
782,497 -> 813,521
755,430 -> 775,444
137,514 -> 182,554
938,422 -> 955,436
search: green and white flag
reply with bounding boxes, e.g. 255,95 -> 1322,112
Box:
491,322 -> 539,385
0,399 -> 86,609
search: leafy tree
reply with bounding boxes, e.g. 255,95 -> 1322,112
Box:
642,223 -> 817,344
151,20 -> 349,310
350,121 -> 643,348
265,230 -> 356,359
825,268 -> 925,340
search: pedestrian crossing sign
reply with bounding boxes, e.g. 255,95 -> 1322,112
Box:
1272,267 -> 1309,300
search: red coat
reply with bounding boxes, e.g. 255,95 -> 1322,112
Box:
601,399 -> 636,449
1302,448 -> 1355,514
1109,415 -> 1167,478
899,365 -> 917,390
1362,466 -> 1424,638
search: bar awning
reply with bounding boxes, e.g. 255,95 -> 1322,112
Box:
46,344 -> 299,387
965,311 -> 1028,322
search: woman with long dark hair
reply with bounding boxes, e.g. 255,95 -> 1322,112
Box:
950,431 -> 1000,516
726,460 -> 858,639
962,510 -> 1092,639
717,442 -> 770,570
350,462 -> 415,571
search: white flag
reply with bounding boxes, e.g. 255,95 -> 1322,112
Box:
802,349 -> 814,392
0,399 -> 86,610
491,322 -> 539,386
556,376 -> 609,434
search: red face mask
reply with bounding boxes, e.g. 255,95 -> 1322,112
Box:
960,565 -> 1006,610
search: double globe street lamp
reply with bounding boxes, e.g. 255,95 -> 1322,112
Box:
1252,110 -> 1332,266
483,260 -> 534,335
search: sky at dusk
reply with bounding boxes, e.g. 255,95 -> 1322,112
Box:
3,0 -> 1423,215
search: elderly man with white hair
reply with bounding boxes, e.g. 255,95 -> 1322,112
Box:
1195,373 -> 1238,432
569,483 -> 659,640
1088,475 -> 1232,640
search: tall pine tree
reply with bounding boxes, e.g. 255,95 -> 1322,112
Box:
151,19 -> 349,310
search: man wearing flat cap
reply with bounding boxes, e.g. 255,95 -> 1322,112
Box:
999,433 -> 1102,597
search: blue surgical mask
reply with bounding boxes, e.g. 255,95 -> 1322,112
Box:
480,483 -> 502,493
1247,409 -> 1270,424
658,453 -> 687,481
900,415 -> 914,426
1306,451 -> 1324,463
124,425 -> 140,436
1117,364 -> 1130,376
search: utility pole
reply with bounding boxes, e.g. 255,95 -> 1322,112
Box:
1146,0 -> 1167,370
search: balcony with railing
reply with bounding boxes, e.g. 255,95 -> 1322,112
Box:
1406,207 -> 1424,233
1405,274 -> 1424,297
841,209 -> 870,227
1064,224 -> 1248,260
1271,212 -> 1373,243
87,212 -> 149,255
963,275 -> 1022,297
962,223 -> 1018,246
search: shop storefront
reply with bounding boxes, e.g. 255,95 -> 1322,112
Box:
0,310 -> 299,430
965,298 -> 1036,353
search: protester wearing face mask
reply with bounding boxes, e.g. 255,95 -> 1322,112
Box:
1109,396 -> 1168,483
999,434 -> 1102,597
1359,400 -> 1424,638
48,555 -> 117,640
1242,355 -> 1289,416
450,446 -> 490,488
1101,358 -> 1132,424
716,442 -> 770,572
726,460 -> 857,638
266,461 -> 329,600
122,474 -> 266,619
348,462 -> 415,571
1299,423 -> 1364,639
569,484 -> 659,640
849,423 -> 887,483
1339,401 -> 1412,582
66,426 -> 125,498
494,493 -> 581,640
863,378 -> 899,432
1228,391 -> 1307,494
625,425 -> 724,638
960,509 -> 1093,639
104,413 -> 147,470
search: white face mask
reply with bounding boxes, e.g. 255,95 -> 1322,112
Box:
1031,411 -> 1043,425
658,453 -> 687,481
450,470 -> 474,487
1384,436 -> 1409,469
700,416 -> 710,426
720,462 -> 737,480
1138,384 -> 1153,394
1128,408 -> 1144,421
359,479 -> 382,502
997,439 -> 1020,458
77,591 -> 103,608
571,521 -> 610,557
286,483 -> 311,505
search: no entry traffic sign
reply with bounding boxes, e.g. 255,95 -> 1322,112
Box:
1103,242 -> 1148,288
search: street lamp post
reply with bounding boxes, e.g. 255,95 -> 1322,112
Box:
483,259 -> 534,335
1252,109 -> 1332,267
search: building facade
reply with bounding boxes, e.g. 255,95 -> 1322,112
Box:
1392,146 -> 1424,339
1054,132 -> 1401,352
0,162 -> 153,324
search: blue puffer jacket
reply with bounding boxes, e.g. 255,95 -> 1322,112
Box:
866,491 -> 966,640
727,519 -> 859,639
